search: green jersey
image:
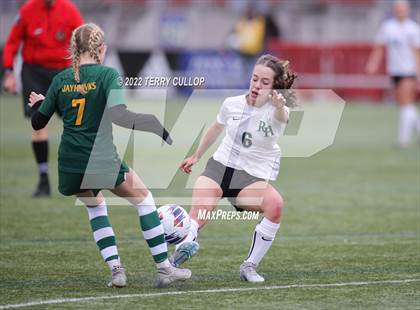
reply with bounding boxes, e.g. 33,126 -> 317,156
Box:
39,64 -> 124,174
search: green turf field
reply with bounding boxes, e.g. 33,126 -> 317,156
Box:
0,94 -> 419,309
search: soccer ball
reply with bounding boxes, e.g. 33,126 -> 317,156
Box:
157,204 -> 191,245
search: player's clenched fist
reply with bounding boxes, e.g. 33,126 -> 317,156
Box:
180,155 -> 199,174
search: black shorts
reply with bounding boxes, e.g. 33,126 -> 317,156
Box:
391,75 -> 417,87
201,157 -> 266,211
21,63 -> 63,118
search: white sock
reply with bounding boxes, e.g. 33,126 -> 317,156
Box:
398,104 -> 418,146
134,191 -> 157,215
175,218 -> 199,250
134,192 -> 169,268
86,201 -> 121,270
245,217 -> 280,266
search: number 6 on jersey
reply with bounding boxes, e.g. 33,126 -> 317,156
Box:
242,132 -> 252,148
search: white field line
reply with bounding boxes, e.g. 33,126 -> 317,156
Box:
0,278 -> 418,309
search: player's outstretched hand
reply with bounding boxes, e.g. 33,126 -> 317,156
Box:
28,92 -> 45,108
269,90 -> 286,109
180,155 -> 198,174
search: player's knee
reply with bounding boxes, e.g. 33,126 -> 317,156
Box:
124,187 -> 149,206
32,127 -> 48,140
264,196 -> 283,221
138,188 -> 150,198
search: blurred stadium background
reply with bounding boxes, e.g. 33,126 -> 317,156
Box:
1,0 -> 419,99
0,0 -> 419,309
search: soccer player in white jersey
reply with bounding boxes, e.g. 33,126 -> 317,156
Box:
172,54 -> 296,282
366,0 -> 420,146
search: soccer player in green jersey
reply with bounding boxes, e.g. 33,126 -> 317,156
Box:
28,23 -> 191,288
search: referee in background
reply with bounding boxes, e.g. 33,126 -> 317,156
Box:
2,0 -> 83,197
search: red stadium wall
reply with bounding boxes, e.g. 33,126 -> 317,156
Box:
268,41 -> 391,102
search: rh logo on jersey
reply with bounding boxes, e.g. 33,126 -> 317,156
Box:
258,121 -> 274,137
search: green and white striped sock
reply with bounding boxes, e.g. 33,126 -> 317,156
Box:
136,192 -> 169,267
86,201 -> 120,270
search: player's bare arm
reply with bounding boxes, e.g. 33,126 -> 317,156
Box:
271,90 -> 289,123
180,121 -> 224,174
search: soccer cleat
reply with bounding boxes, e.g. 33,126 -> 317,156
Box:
169,241 -> 199,267
32,175 -> 50,197
154,265 -> 192,288
239,262 -> 265,283
107,266 -> 127,288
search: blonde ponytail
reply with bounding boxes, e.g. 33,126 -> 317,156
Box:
69,23 -> 105,94
88,27 -> 102,64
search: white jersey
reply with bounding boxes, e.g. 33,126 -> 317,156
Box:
213,94 -> 289,180
375,18 -> 420,76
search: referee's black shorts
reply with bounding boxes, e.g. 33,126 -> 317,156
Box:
21,63 -> 63,118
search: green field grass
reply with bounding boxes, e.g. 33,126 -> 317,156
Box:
0,95 -> 419,309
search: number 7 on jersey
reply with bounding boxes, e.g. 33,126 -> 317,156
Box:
71,98 -> 86,126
